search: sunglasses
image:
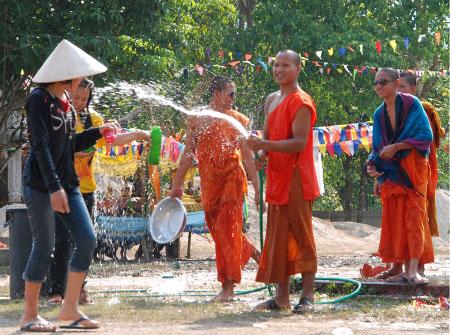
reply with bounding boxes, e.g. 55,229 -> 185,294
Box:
80,78 -> 94,90
228,91 -> 236,98
373,79 -> 394,87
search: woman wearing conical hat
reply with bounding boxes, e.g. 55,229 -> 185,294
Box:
20,39 -> 112,332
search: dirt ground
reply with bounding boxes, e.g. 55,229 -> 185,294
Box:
0,189 -> 449,334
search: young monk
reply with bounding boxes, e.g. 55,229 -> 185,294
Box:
247,50 -> 320,313
374,71 -> 445,280
170,76 -> 262,302
367,68 -> 433,285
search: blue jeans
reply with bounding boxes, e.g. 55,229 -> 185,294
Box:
22,186 -> 96,283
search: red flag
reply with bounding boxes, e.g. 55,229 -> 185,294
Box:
375,41 -> 382,55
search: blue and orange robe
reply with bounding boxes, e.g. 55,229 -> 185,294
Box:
368,93 -> 433,264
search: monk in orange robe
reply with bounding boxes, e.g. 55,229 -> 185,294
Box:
247,50 -> 320,312
170,76 -> 261,302
367,68 -> 433,285
374,71 -> 446,279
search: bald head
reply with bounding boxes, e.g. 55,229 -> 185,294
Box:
277,50 -> 301,66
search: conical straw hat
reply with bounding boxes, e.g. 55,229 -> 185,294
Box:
32,39 -> 107,83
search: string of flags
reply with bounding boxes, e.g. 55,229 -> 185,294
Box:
96,134 -> 185,164
313,123 -> 373,157
191,32 -> 448,78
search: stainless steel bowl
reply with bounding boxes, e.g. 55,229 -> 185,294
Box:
149,197 -> 187,244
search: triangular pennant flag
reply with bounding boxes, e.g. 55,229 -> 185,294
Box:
326,67 -> 332,75
404,37 -> 409,49
360,137 -> 370,152
375,40 -> 382,55
359,44 -> 364,55
334,143 -> 342,156
315,50 -> 322,59
195,64 -> 204,76
347,141 -> 355,156
336,68 -> 343,74
319,67 -> 324,74
340,142 -> 351,156
338,47 -> 346,56
268,56 -> 274,65
418,34 -> 426,42
347,46 -> 355,52
326,143 -> 335,156
319,144 -> 327,156
228,51 -> 233,59
389,40 -> 397,52
245,53 -> 252,61
435,32 -> 441,45
317,129 -> 325,144
353,68 -> 357,80
228,60 -> 240,67
328,48 -> 334,56
343,64 -> 352,75
257,57 -> 268,71
237,52 -> 242,59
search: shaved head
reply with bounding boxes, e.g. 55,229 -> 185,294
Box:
277,50 -> 301,66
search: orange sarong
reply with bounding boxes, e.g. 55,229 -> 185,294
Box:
378,149 -> 434,264
423,101 -> 445,237
196,110 -> 255,285
256,168 -> 317,284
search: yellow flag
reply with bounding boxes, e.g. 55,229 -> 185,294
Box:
389,40 -> 397,52
319,144 -> 327,156
328,48 -> 334,56
360,137 -> 370,152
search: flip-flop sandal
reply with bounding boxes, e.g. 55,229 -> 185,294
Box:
59,317 -> 99,329
20,321 -> 57,332
255,298 -> 284,311
47,297 -> 63,306
385,274 -> 429,285
292,296 -> 314,314
385,274 -> 411,284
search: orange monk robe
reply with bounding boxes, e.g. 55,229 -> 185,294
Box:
378,149 -> 434,264
422,101 -> 445,237
195,109 -> 255,285
256,90 -> 320,284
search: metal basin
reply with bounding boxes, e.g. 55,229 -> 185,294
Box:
149,197 -> 187,244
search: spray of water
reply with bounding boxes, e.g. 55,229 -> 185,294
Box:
96,81 -> 250,138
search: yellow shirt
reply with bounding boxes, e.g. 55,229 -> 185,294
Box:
74,110 -> 104,193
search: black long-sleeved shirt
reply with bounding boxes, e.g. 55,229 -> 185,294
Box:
22,88 -> 102,193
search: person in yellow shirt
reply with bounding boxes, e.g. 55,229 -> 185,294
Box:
47,78 -> 150,306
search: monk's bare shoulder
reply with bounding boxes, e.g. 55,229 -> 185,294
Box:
265,91 -> 281,115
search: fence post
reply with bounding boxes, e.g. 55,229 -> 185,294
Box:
7,205 -> 31,299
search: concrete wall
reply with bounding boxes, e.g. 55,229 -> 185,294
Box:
313,209 -> 382,227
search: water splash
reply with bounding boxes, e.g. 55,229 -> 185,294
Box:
96,81 -> 250,138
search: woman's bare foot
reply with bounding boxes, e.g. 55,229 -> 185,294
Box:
20,315 -> 57,332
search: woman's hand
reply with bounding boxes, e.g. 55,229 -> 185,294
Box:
50,188 -> 70,213
99,123 -> 120,137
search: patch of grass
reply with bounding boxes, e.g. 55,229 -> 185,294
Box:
0,295 -> 447,327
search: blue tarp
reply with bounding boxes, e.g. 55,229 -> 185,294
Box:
95,211 -> 208,243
